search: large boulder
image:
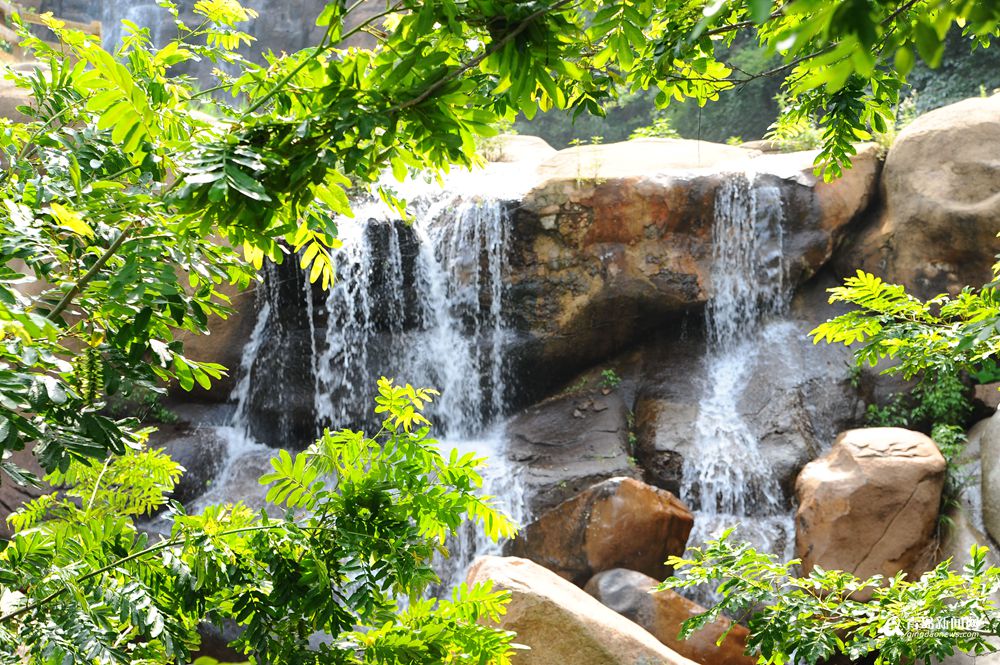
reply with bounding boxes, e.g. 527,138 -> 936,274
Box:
980,411 -> 1000,543
504,391 -> 640,515
0,79 -> 31,123
585,568 -> 755,665
795,428 -> 946,582
507,139 -> 881,384
508,477 -> 693,585
467,556 -> 700,665
840,94 -> 1000,298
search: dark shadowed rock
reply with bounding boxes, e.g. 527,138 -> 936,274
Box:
149,425 -> 229,506
508,477 -> 693,585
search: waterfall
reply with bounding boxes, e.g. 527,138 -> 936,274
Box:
681,173 -> 794,600
197,168 -> 532,591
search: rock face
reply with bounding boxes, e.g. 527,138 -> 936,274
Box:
467,556 -> 700,665
585,568 -> 754,665
508,140 -> 881,384
508,477 -> 693,585
0,79 -> 31,122
980,411 -> 1000,543
148,425 -> 230,506
795,428 -> 946,582
504,391 -> 640,514
634,277 -> 865,498
840,94 -> 1000,298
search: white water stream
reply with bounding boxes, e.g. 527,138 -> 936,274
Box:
681,173 -> 795,600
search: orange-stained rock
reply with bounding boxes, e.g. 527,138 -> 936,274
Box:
508,138 -> 881,380
509,477 -> 693,585
585,568 -> 755,665
795,427 -> 945,585
467,556 -> 700,665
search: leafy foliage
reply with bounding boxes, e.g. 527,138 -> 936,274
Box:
0,379 -> 517,664
0,0 -> 996,487
811,270 -> 1000,382
661,531 -> 1000,665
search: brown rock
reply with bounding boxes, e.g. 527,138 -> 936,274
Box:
795,427 -> 945,583
508,477 -> 693,585
585,568 -> 755,665
841,94 -> 1000,298
508,139 -> 881,382
0,80 -> 31,123
486,134 -> 557,164
467,555 -> 700,665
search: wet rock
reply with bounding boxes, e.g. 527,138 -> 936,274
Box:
634,279 -> 865,500
505,391 -> 640,515
149,425 -> 229,506
585,568 -> 755,665
508,140 -> 881,385
467,555 -> 700,665
795,428 -> 945,584
508,477 -> 693,585
839,94 -> 1000,298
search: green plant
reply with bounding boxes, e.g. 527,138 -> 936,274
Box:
725,135 -> 744,146
1,379 -> 517,663
765,92 -> 825,151
662,531 -> 1000,665
599,369 -> 622,390
629,115 -> 680,139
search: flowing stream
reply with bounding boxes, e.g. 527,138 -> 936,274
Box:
681,172 -> 795,600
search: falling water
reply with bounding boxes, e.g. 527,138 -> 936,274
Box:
682,173 -> 794,599
198,168 -> 531,591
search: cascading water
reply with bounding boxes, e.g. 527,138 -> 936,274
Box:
201,167 -> 532,591
681,172 -> 794,600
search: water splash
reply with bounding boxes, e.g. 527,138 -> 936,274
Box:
682,173 -> 794,600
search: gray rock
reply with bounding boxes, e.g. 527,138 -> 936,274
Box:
504,391 -> 640,515
981,411 -> 1000,543
149,425 -> 229,506
634,302 -> 864,499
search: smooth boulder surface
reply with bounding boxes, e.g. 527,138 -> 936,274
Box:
508,477 -> 693,585
507,139 -> 881,383
981,410 -> 1000,543
148,425 -> 230,506
467,556 -> 699,665
504,391 -> 640,514
795,427 -> 945,582
585,568 -> 755,665
841,94 -> 1000,297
